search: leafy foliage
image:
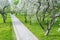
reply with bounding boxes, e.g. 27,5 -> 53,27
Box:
13,0 -> 19,5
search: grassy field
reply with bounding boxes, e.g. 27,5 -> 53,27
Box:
16,14 -> 60,40
0,14 -> 14,40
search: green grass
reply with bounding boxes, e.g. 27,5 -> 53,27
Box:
16,14 -> 60,40
0,14 -> 14,40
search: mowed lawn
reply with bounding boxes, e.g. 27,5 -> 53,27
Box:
0,14 -> 14,40
16,14 -> 60,40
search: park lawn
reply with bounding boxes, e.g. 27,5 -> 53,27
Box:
0,14 -> 14,40
16,14 -> 60,40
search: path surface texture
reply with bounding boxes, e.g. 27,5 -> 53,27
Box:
11,14 -> 38,40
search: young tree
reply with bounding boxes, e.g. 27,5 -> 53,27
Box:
0,0 -> 10,23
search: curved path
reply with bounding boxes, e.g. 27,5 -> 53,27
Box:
11,14 -> 38,40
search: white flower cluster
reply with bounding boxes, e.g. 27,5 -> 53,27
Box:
0,0 -> 9,10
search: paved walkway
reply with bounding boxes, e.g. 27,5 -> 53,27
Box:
11,14 -> 38,40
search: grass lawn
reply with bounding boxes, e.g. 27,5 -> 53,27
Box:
0,13 -> 14,40
16,14 -> 60,40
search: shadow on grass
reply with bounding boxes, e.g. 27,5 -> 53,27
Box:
0,22 -> 11,24
0,22 -> 12,27
48,34 -> 60,37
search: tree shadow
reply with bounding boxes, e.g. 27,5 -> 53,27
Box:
0,22 -> 12,25
47,34 -> 60,37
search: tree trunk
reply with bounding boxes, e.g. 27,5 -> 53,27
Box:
36,1 -> 45,31
24,15 -> 27,23
45,29 -> 50,36
1,11 -> 6,23
30,16 -> 31,25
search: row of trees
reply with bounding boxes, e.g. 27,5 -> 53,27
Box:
0,0 -> 20,23
6,0 -> 60,35
15,0 -> 60,36
36,0 -> 60,35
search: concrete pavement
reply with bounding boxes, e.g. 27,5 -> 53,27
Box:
11,14 -> 38,40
